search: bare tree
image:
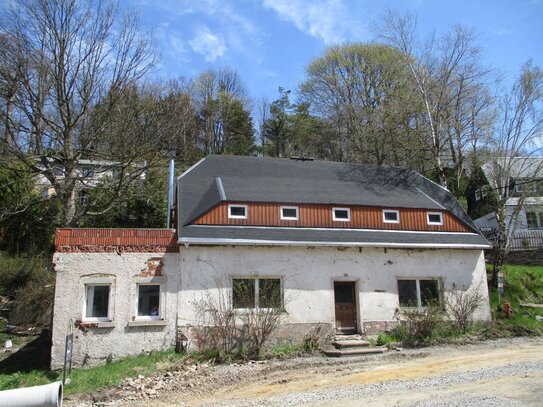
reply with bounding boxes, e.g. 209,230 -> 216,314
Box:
0,0 -> 155,226
485,62 -> 543,280
378,11 -> 493,187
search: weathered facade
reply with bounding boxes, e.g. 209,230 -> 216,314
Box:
51,155 -> 492,369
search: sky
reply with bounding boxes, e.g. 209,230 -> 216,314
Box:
123,0 -> 543,105
1,0 -> 542,105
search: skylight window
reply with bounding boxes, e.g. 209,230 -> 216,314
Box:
228,204 -> 248,219
280,206 -> 299,220
383,210 -> 400,223
332,207 -> 351,221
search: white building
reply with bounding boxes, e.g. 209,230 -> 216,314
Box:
50,155 -> 491,369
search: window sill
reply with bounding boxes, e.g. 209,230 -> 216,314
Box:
77,321 -> 115,330
127,320 -> 168,327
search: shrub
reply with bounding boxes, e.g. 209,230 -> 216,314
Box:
191,277 -> 285,359
445,286 -> 483,333
397,304 -> 445,344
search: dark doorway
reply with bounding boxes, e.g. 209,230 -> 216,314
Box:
334,281 -> 357,334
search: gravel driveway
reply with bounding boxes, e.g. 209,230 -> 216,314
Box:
68,337 -> 543,407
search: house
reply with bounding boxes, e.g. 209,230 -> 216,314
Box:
50,155 -> 491,369
36,158 -> 145,200
473,157 -> 543,249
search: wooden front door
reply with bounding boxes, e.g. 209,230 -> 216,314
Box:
334,282 -> 357,334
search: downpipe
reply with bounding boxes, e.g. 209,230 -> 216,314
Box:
0,381 -> 63,407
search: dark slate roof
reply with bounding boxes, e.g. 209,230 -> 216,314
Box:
177,155 -> 489,248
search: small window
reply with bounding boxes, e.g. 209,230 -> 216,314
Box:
398,278 -> 440,307
228,204 -> 248,219
526,211 -> 542,229
84,284 -> 111,321
332,207 -> 350,221
232,277 -> 281,309
383,210 -> 400,223
137,284 -> 161,318
427,212 -> 443,225
280,206 -> 299,220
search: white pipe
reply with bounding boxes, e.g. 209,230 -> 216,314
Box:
0,381 -> 63,407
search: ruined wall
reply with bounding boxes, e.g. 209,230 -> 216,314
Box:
50,252 -> 180,370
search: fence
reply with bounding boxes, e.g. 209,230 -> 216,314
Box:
481,228 -> 543,251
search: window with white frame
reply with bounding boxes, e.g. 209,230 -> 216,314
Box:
84,284 -> 111,321
136,284 -> 161,318
228,204 -> 248,219
232,278 -> 282,309
280,206 -> 299,220
427,212 -> 443,225
332,207 -> 350,221
383,209 -> 400,223
398,278 -> 440,307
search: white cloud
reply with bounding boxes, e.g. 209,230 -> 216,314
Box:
189,27 -> 227,62
263,0 -> 362,44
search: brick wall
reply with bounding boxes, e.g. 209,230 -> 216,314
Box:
55,228 -> 177,253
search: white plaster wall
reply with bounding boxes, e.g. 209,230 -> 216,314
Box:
50,252 -> 179,370
51,245 -> 491,367
178,246 -> 491,333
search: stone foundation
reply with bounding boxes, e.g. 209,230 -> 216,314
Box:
363,320 -> 400,334
180,322 -> 335,353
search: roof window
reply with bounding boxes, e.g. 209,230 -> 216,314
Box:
383,210 -> 400,223
280,206 -> 299,220
332,207 -> 351,222
427,212 -> 443,225
228,204 -> 248,219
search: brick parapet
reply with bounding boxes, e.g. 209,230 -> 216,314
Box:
54,228 -> 178,253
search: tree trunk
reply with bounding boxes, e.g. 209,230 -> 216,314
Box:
492,208 -> 508,284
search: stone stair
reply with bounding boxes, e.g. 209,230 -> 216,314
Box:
323,334 -> 388,357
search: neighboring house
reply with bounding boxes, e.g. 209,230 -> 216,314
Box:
473,157 -> 543,249
36,159 -> 145,200
50,155 -> 491,369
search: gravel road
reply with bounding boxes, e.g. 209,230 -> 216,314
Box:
68,337 -> 543,407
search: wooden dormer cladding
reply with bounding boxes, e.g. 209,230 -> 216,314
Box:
192,202 -> 472,233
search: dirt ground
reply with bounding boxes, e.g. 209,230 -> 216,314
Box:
71,337 -> 543,406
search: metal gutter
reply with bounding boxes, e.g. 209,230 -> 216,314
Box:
177,237 -> 491,250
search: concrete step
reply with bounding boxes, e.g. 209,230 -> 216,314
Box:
323,347 -> 387,357
333,334 -> 365,342
331,339 -> 371,349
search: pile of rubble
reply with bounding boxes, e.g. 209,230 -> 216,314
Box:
89,358 -> 269,405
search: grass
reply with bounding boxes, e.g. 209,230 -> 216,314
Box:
0,348 -> 186,395
487,264 -> 543,334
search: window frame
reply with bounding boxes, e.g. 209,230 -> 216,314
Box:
332,207 -> 351,222
526,210 -> 543,229
135,283 -> 162,320
427,212 -> 443,225
228,204 -> 248,219
383,209 -> 400,224
82,283 -> 113,322
397,278 -> 441,308
280,206 -> 299,220
231,277 -> 283,310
